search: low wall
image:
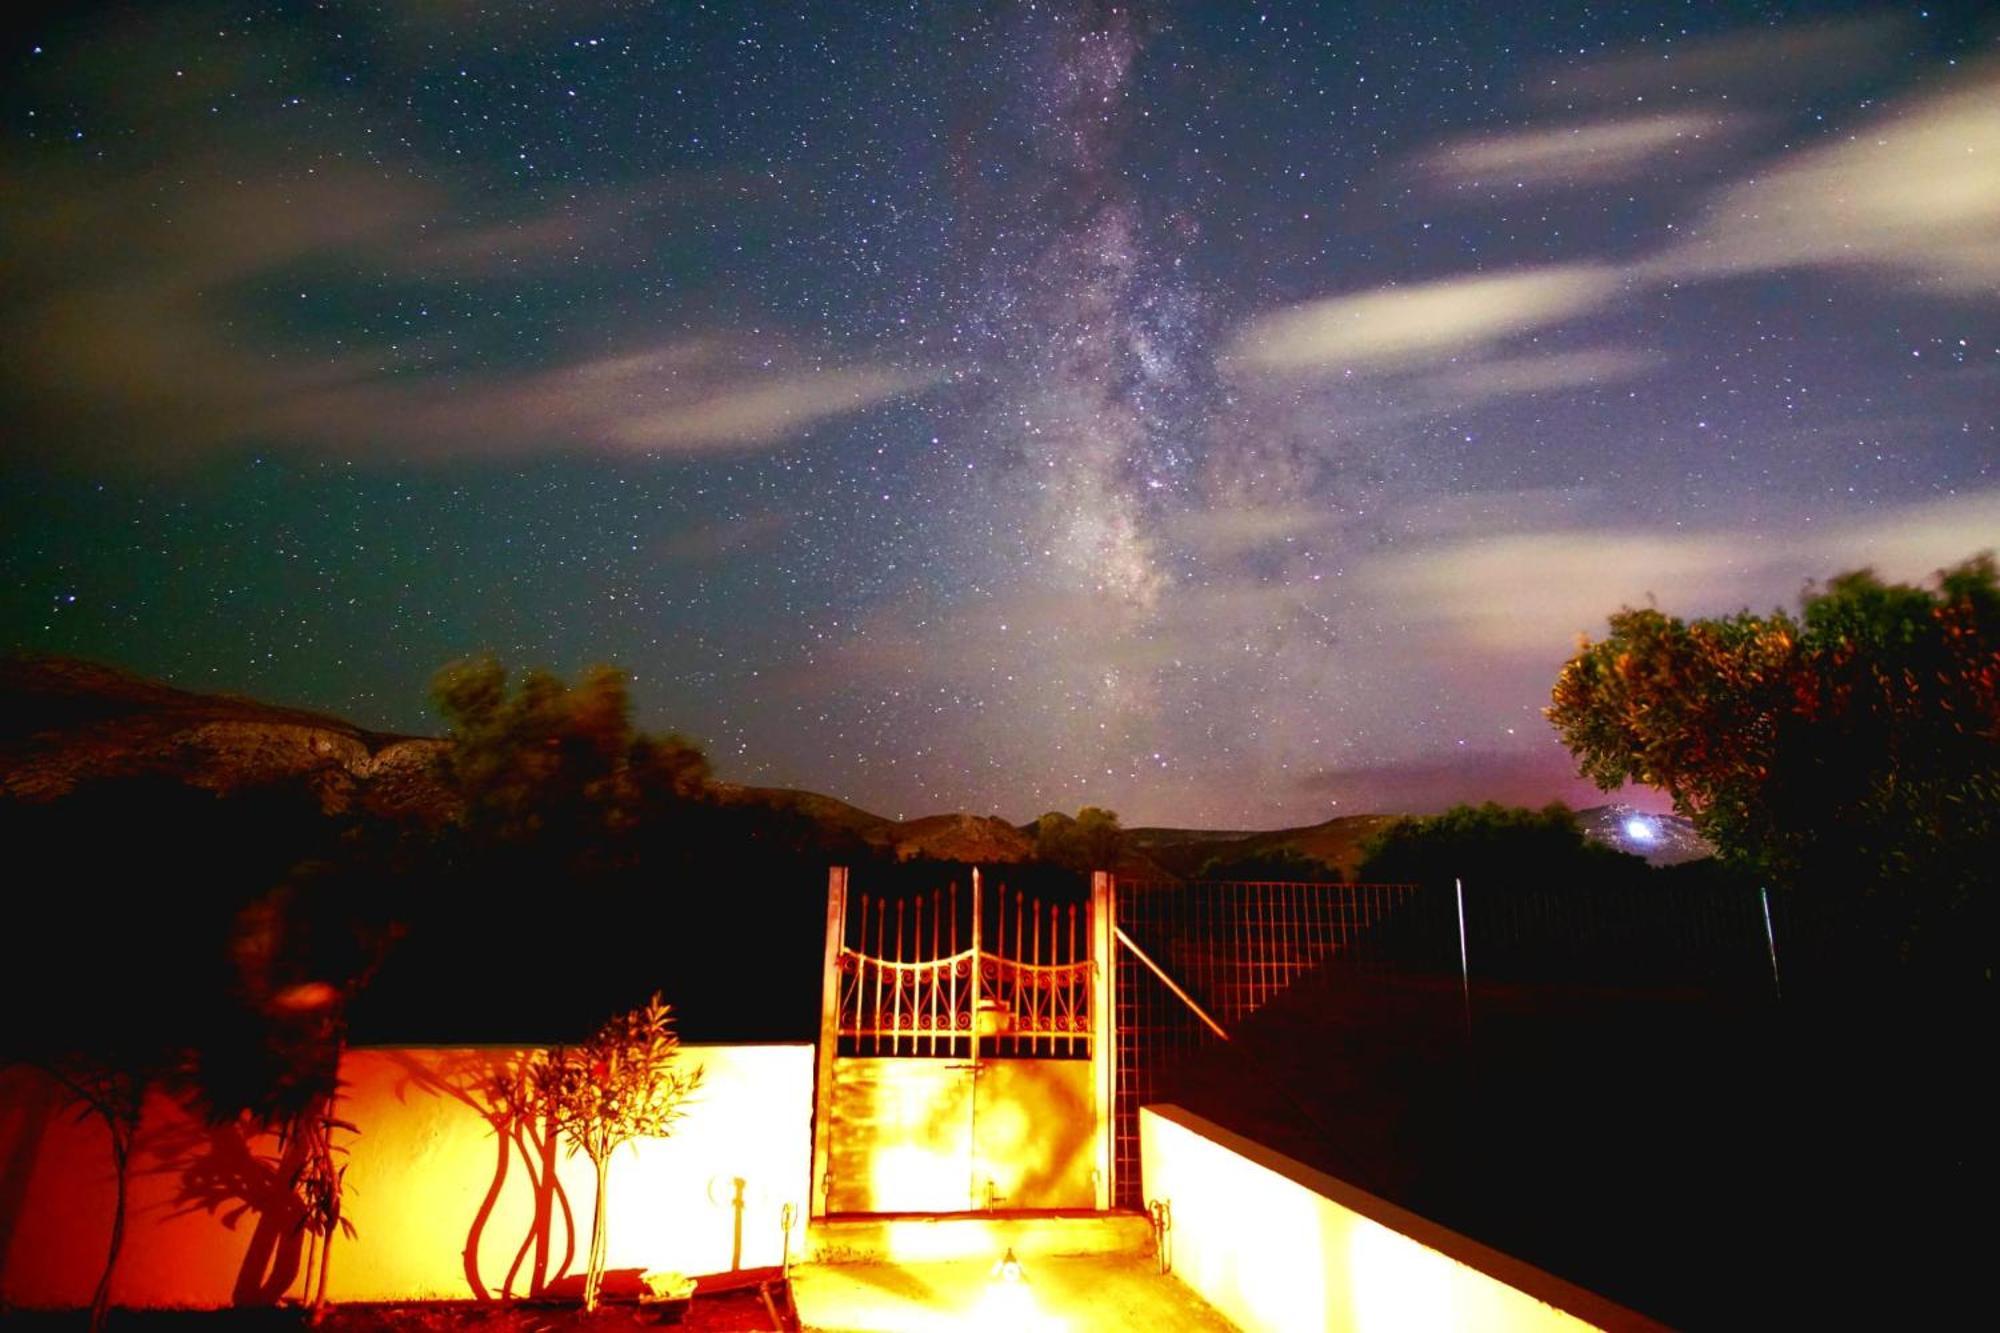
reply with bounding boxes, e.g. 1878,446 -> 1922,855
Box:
0,1044 -> 812,1310
1139,1105 -> 1662,1333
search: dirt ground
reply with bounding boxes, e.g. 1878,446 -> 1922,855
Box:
1,1288 -> 792,1333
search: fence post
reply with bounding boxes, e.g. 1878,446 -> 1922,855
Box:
809,866 -> 847,1219
1090,870 -> 1116,1209
1759,884 -> 1783,1000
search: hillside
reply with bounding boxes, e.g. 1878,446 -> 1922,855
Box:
0,655 -> 452,820
1,655 -> 1710,869
1129,813 -> 1404,880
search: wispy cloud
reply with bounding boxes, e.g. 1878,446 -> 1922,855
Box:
1226,264 -> 1627,375
1648,62 -> 2000,294
1234,47 -> 1998,401
0,157 -> 928,465
1294,747 -> 1626,816
1427,112 -> 1732,189
1168,505 -> 1338,558
396,173 -> 777,276
1415,346 -> 1657,409
1535,14 -> 1909,104
1356,489 -> 2000,656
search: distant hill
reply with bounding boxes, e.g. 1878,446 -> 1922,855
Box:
1128,813 -> 1403,880
0,655 -> 452,820
2,655 -> 1712,870
1132,804 -> 1711,877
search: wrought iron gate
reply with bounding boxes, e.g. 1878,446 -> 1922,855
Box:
809,867 -> 1114,1216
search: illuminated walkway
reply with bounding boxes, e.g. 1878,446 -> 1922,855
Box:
791,1252 -> 1237,1332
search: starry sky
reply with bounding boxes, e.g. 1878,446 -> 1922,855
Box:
2,2 -> 1995,826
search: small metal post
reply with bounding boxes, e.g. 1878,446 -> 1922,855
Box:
729,1177 -> 746,1272
1759,885 -> 1783,1000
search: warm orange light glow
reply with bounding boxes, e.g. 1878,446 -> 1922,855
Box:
269,981 -> 339,1012
973,1261 -> 1061,1332
0,1045 -> 812,1310
828,1057 -> 1096,1213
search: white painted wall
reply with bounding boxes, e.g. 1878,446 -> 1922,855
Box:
1139,1105 -> 1660,1333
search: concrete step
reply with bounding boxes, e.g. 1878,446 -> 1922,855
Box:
808,1210 -> 1155,1266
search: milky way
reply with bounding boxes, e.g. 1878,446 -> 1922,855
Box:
2,2 -> 1995,824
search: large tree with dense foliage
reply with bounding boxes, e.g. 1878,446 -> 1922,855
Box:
1547,556 -> 1997,971
431,657 -> 711,862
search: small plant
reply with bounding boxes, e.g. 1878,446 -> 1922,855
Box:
44,1052 -> 151,1333
537,992 -> 703,1311
291,1088 -> 357,1322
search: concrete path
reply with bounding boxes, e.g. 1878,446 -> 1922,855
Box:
791,1253 -> 1236,1331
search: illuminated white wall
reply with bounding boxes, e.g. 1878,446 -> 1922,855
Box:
1140,1105 -> 1656,1333
0,1044 -> 812,1310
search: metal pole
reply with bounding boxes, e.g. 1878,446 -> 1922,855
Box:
810,867 -> 847,1218
1113,926 -> 1229,1042
1089,871 -> 1115,1208
1759,885 -> 1783,1000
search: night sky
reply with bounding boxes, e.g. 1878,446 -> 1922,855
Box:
2,2 -> 1994,826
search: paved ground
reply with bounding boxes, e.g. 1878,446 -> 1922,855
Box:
791,1254 -> 1235,1332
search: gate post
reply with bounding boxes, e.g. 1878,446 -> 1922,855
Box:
1089,870 -> 1116,1209
810,866 -> 847,1219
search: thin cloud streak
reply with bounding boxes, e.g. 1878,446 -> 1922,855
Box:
1357,489 -> 2000,656
0,156 -> 928,466
1534,13 -> 1909,104
1226,264 -> 1627,375
1427,112 -> 1732,188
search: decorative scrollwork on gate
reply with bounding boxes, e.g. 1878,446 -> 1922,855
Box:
835,878 -> 1093,1058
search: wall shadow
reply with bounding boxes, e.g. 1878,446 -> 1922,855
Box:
386,1049 -> 575,1301
143,1109 -> 315,1307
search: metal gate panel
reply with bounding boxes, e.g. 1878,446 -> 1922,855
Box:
974,1058 -> 1096,1209
812,868 -> 1114,1217
826,1058 -> 974,1213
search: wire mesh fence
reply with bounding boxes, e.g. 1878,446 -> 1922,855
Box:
1111,879 -> 1436,1208
1109,872 -> 1810,1208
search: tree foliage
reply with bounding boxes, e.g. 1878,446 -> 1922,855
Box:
43,1052 -> 149,1333
1548,556 -> 1997,971
1356,801 -> 1642,889
1197,846 -> 1342,882
1029,806 -> 1125,872
535,993 -> 703,1311
432,657 -> 711,862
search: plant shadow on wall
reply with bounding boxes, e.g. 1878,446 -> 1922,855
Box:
0,772 -> 403,1321
141,1094 -> 353,1310
387,1049 -> 576,1301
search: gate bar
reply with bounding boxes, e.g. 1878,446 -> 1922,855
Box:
1113,924 -> 1231,1042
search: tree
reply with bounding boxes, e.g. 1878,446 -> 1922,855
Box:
43,1050 -> 151,1333
535,993 -> 703,1312
431,657 -> 711,862
1197,846 -> 1342,882
1356,802 -> 1641,889
1031,806 -> 1125,872
1548,555 -> 1998,970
